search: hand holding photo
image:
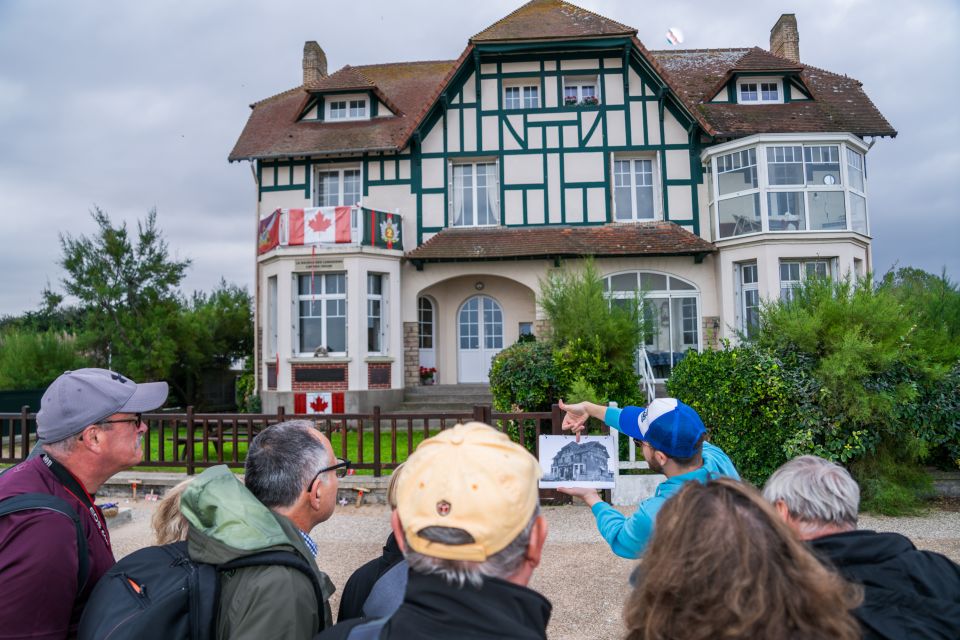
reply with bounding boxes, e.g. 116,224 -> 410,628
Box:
539,434 -> 615,489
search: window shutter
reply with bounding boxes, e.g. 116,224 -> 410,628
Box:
447,160 -> 454,227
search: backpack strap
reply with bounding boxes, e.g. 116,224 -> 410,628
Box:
219,550 -> 326,632
0,493 -> 90,592
347,617 -> 389,640
361,559 -> 407,619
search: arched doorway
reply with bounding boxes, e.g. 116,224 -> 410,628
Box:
457,295 -> 503,383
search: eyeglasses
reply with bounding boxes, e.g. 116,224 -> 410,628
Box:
308,458 -> 351,489
98,413 -> 143,428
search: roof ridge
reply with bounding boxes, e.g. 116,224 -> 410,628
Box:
471,0 -> 635,42
649,47 -> 750,54
354,59 -> 458,69
250,85 -> 305,109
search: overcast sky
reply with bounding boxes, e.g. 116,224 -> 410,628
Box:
0,0 -> 957,317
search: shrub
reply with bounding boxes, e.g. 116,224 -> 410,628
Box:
489,340 -> 566,412
0,329 -> 89,390
667,343 -> 806,485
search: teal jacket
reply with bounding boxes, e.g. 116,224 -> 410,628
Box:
180,465 -> 335,640
590,406 -> 740,559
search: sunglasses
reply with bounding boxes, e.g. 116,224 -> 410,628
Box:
308,458 -> 351,489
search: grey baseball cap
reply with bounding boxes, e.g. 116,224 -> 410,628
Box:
37,368 -> 169,443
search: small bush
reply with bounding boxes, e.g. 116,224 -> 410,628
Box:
489,340 -> 566,412
0,329 -> 89,390
851,444 -> 935,516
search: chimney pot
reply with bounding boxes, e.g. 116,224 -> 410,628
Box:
770,14 -> 800,63
303,41 -> 327,86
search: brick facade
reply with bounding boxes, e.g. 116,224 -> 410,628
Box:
403,321 -> 419,388
291,363 -> 349,391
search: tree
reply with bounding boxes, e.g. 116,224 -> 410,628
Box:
0,329 -> 90,390
56,207 -> 190,386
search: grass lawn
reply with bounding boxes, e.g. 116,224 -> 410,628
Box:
139,425 -> 438,475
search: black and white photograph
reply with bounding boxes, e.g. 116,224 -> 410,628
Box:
539,435 -> 616,489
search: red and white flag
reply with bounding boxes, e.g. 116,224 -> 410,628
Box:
288,206 -> 352,245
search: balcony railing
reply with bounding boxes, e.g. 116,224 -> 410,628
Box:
258,206 -> 402,254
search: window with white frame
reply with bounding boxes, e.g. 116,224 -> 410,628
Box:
367,273 -> 385,353
418,297 -> 434,349
738,78 -> 783,104
563,76 -> 599,106
452,161 -> 498,227
707,139 -> 869,239
316,167 -> 361,206
504,82 -> 539,109
297,273 -> 346,355
613,157 -> 656,221
780,259 -> 830,301
267,276 -> 278,358
737,262 -> 760,338
326,96 -> 368,120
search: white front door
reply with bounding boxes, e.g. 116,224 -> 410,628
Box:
457,295 -> 503,383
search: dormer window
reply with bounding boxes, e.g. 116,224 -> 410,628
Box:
563,76 -> 600,106
504,82 -> 539,110
738,78 -> 783,104
326,96 -> 368,121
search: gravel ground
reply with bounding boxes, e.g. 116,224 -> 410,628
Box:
106,499 -> 960,640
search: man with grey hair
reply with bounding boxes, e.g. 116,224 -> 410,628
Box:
180,420 -> 342,640
0,368 -> 168,639
764,455 -> 960,639
317,422 -> 551,639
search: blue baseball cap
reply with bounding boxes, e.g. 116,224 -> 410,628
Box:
618,398 -> 706,459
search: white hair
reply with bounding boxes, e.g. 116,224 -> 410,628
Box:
403,506 -> 540,589
762,455 -> 859,534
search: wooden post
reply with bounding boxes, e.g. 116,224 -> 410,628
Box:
472,405 -> 485,423
543,403 -> 570,505
185,406 -> 196,476
372,406 -> 382,478
20,405 -> 29,460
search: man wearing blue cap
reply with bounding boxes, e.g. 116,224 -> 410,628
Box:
0,368 -> 168,639
558,397 -> 739,559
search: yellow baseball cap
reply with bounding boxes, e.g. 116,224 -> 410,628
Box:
397,422 -> 541,562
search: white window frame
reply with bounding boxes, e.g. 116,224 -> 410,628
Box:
562,75 -> 600,106
325,94 -> 368,121
846,147 -> 869,235
418,297 -> 434,349
366,273 -> 386,354
295,272 -> 347,357
503,80 -> 540,109
315,164 -> 363,238
266,276 -> 278,358
703,134 -> 871,240
779,259 -> 832,301
450,160 -> 499,227
738,77 -> 784,104
612,155 -> 660,222
736,262 -> 760,338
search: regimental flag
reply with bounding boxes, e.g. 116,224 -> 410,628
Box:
294,391 -> 345,414
363,208 -> 402,250
257,209 -> 281,254
288,206 -> 352,245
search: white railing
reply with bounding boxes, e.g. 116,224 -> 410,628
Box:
638,348 -> 656,405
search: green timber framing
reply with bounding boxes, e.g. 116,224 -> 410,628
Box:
715,71 -> 812,104
257,37 -> 711,249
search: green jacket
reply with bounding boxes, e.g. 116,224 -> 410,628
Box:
180,465 -> 336,640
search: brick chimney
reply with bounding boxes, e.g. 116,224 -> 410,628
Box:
770,14 -> 800,63
303,41 -> 327,86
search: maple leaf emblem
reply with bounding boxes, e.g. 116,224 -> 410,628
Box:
308,212 -> 332,233
310,395 -> 329,413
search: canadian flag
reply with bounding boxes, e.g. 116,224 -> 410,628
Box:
305,392 -> 332,414
289,206 -> 352,245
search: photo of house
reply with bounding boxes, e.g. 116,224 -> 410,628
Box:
229,0 -> 895,413
539,435 -> 616,488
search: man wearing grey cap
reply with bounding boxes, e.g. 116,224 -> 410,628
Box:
0,368 -> 168,639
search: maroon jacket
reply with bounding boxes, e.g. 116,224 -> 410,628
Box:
0,455 -> 116,639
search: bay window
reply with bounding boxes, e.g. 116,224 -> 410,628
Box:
297,273 -> 346,355
706,136 -> 870,239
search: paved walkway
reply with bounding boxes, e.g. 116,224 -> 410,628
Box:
108,498 -> 960,640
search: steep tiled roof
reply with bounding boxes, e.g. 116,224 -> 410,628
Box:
471,0 -> 635,42
228,60 -> 457,161
651,48 -> 896,138
405,222 -> 715,262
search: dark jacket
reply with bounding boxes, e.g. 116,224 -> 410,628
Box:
180,465 -> 336,640
316,569 -> 552,640
810,529 -> 960,640
0,455 -> 117,640
337,532 -> 405,621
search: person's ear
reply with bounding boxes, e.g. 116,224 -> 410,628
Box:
774,500 -> 794,525
654,450 -> 669,468
79,425 -> 103,451
524,515 -> 548,569
390,510 -> 406,552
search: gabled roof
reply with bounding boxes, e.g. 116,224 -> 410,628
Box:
651,48 -> 896,138
405,222 -> 715,263
471,0 -> 635,42
229,60 -> 457,161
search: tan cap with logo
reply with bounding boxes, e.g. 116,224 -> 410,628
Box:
396,422 -> 541,562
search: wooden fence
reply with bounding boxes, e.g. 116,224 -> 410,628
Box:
0,405 -> 566,476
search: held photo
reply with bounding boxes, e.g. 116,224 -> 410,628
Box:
538,435 -> 616,489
